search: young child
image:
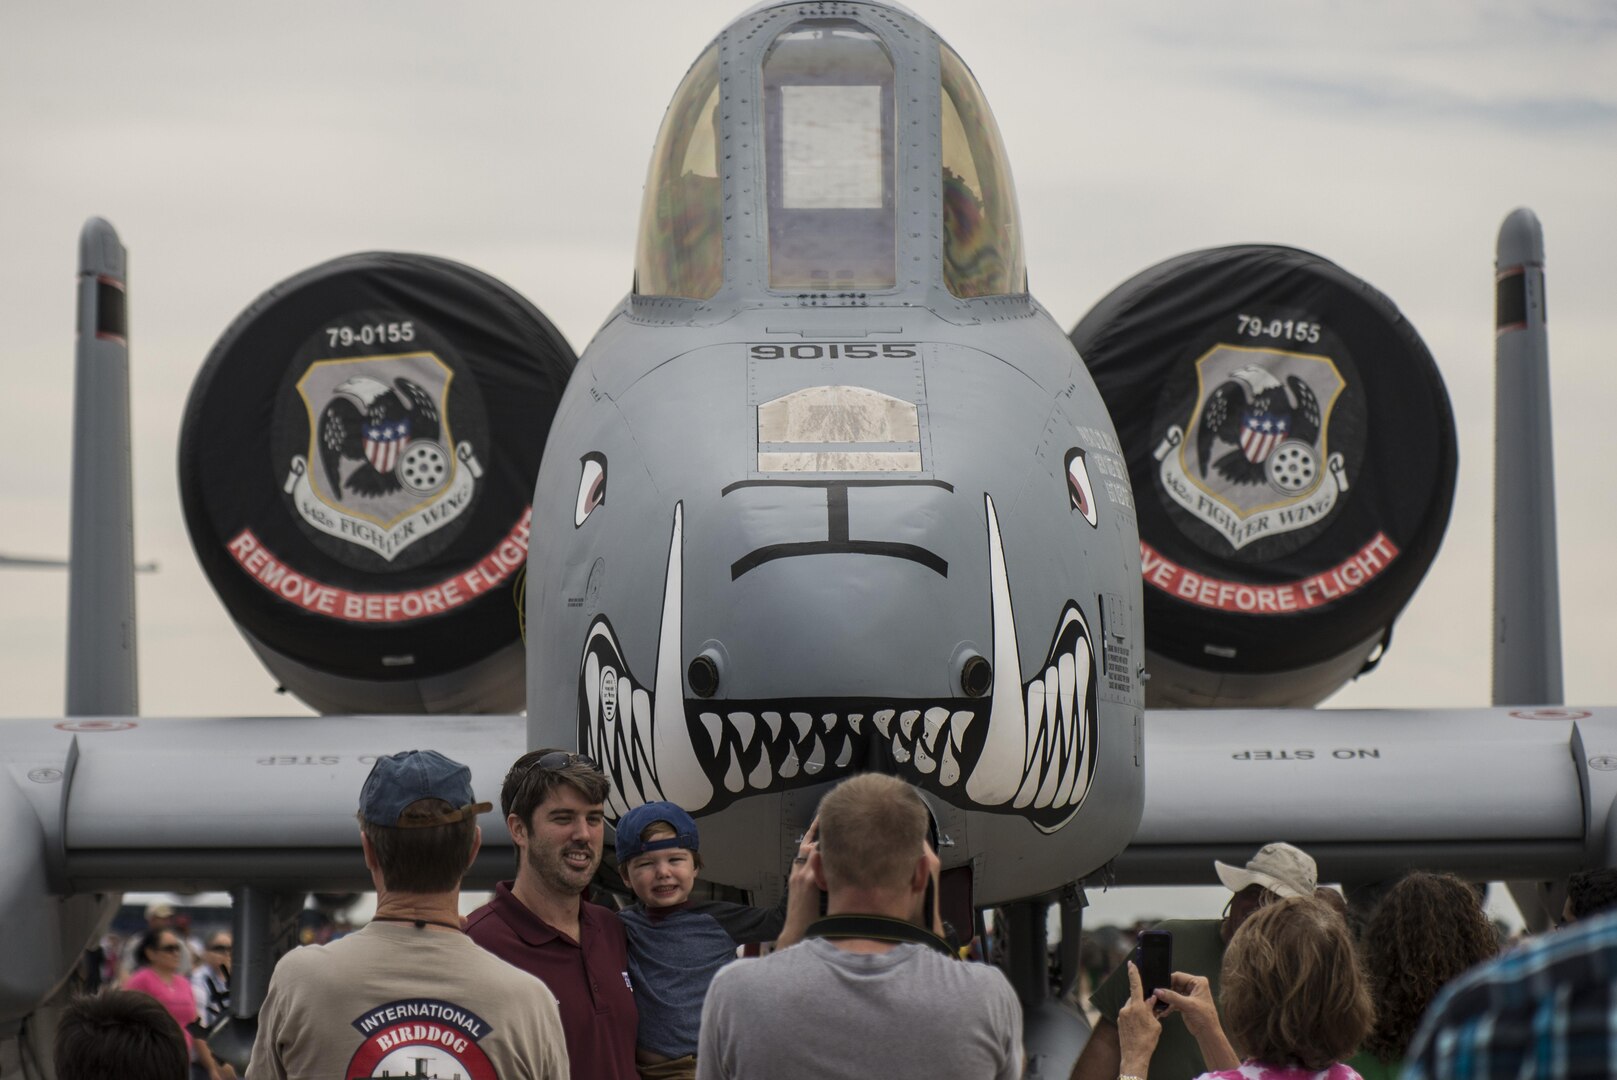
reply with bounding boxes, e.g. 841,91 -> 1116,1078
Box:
614,800 -> 790,1080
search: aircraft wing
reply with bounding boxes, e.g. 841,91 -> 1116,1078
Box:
1113,707 -> 1615,887
6,707 -> 1613,896
3,714 -> 525,895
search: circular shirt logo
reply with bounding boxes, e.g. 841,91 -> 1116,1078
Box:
344,1000 -> 498,1080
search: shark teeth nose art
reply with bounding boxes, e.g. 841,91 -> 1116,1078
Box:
1010,606 -> 1095,816
689,702 -> 984,800
579,504 -> 712,818
578,496 -> 1098,832
964,494 -> 1098,830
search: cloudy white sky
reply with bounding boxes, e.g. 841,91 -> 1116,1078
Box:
2,0 -> 1615,896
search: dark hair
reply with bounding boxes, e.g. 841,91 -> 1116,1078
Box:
1360,871 -> 1499,1062
359,798 -> 477,893
1567,868 -> 1617,921
817,774 -> 929,892
500,748 -> 610,829
1222,895 -> 1374,1071
55,991 -> 188,1080
133,928 -> 180,970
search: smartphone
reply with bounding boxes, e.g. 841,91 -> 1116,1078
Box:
1133,929 -> 1173,1005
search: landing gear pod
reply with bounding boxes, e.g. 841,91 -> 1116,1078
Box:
179,253 -> 574,714
1072,246 -> 1457,707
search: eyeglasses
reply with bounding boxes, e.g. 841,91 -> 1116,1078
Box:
155,944 -> 184,954
207,943 -> 231,953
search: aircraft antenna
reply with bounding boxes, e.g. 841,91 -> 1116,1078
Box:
65,218 -> 139,716
1491,208 -> 1563,706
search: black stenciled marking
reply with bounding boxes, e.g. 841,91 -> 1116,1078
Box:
723,478 -> 954,579
747,343 -> 918,361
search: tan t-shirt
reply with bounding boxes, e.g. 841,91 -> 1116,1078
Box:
247,921 -> 568,1080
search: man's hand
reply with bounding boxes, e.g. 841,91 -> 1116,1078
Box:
1116,962 -> 1162,1078
774,817 -> 820,949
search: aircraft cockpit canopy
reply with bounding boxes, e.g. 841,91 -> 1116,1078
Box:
938,44 -> 1025,298
635,45 -> 723,301
634,10 -> 1027,302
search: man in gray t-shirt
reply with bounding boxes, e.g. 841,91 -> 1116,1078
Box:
696,775 -> 1022,1080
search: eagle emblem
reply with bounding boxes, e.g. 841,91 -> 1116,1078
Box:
1196,365 -> 1321,489
1152,345 -> 1351,552
318,375 -> 445,499
283,352 -> 484,563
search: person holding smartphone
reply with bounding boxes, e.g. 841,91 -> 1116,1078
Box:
1071,842 -> 1319,1080
1117,895 -> 1371,1080
697,775 -> 1023,1080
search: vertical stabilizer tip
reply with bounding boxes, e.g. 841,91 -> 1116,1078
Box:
78,217 -> 125,280
1497,208 -> 1544,269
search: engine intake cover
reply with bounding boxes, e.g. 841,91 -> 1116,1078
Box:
1072,245 -> 1456,705
179,253 -> 574,713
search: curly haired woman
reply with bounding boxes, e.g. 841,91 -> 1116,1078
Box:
1349,872 -> 1499,1080
1118,895 -> 1374,1080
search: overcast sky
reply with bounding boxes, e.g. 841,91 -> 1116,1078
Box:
2,4 -> 1614,725
4,2 -> 1610,933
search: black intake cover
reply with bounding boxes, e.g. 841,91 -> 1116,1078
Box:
1072,245 -> 1456,680
179,253 -> 574,706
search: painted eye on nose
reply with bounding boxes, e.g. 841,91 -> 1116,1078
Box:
575,452 -> 607,527
1066,448 -> 1098,528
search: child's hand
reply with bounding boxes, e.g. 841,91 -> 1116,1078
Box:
776,816 -> 821,949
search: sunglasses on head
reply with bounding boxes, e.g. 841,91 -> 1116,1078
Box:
520,750 -> 604,776
536,751 -> 599,772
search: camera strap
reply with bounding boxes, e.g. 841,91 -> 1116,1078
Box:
805,915 -> 955,957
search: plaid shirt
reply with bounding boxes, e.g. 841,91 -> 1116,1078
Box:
1404,910 -> 1617,1080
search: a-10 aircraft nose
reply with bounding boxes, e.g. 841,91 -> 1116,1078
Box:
528,0 -> 1145,905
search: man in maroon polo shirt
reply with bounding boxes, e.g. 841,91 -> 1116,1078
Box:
466,749 -> 637,1080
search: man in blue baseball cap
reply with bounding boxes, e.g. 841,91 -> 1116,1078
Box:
614,800 -> 792,1080
247,750 -> 569,1080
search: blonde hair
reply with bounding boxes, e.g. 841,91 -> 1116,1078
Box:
816,774 -> 929,892
1221,895 -> 1374,1070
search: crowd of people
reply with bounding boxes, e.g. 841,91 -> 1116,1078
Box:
52,747 -> 1617,1080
